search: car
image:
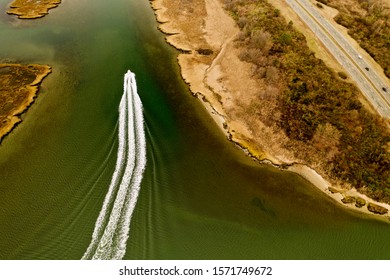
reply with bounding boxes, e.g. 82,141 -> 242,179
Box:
358,55 -> 363,59
383,87 -> 387,92
365,67 -> 369,71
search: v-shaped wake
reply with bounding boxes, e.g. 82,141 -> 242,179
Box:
82,70 -> 146,260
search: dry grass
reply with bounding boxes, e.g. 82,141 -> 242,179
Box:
7,0 -> 61,19
0,64 -> 51,141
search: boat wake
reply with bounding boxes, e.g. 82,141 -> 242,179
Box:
82,70 -> 146,260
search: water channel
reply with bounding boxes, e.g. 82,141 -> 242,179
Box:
0,0 -> 389,259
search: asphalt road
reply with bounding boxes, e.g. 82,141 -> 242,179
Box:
285,0 -> 390,119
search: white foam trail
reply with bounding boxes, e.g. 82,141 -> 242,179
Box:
82,70 -> 146,260
113,73 -> 147,259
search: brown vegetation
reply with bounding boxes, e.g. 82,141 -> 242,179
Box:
324,0 -> 390,78
7,0 -> 61,19
0,64 -> 51,141
223,0 -> 390,202
367,202 -> 389,214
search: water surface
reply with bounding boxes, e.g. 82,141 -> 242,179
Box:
0,0 -> 389,260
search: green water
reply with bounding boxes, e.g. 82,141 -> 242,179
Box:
0,0 -> 389,260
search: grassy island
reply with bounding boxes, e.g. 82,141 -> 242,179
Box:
0,64 -> 51,141
7,0 -> 61,19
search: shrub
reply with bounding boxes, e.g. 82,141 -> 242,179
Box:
338,71 -> 348,79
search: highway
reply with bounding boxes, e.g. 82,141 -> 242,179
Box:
285,0 -> 390,119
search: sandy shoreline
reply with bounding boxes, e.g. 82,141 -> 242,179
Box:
150,0 -> 390,223
0,63 -> 52,142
